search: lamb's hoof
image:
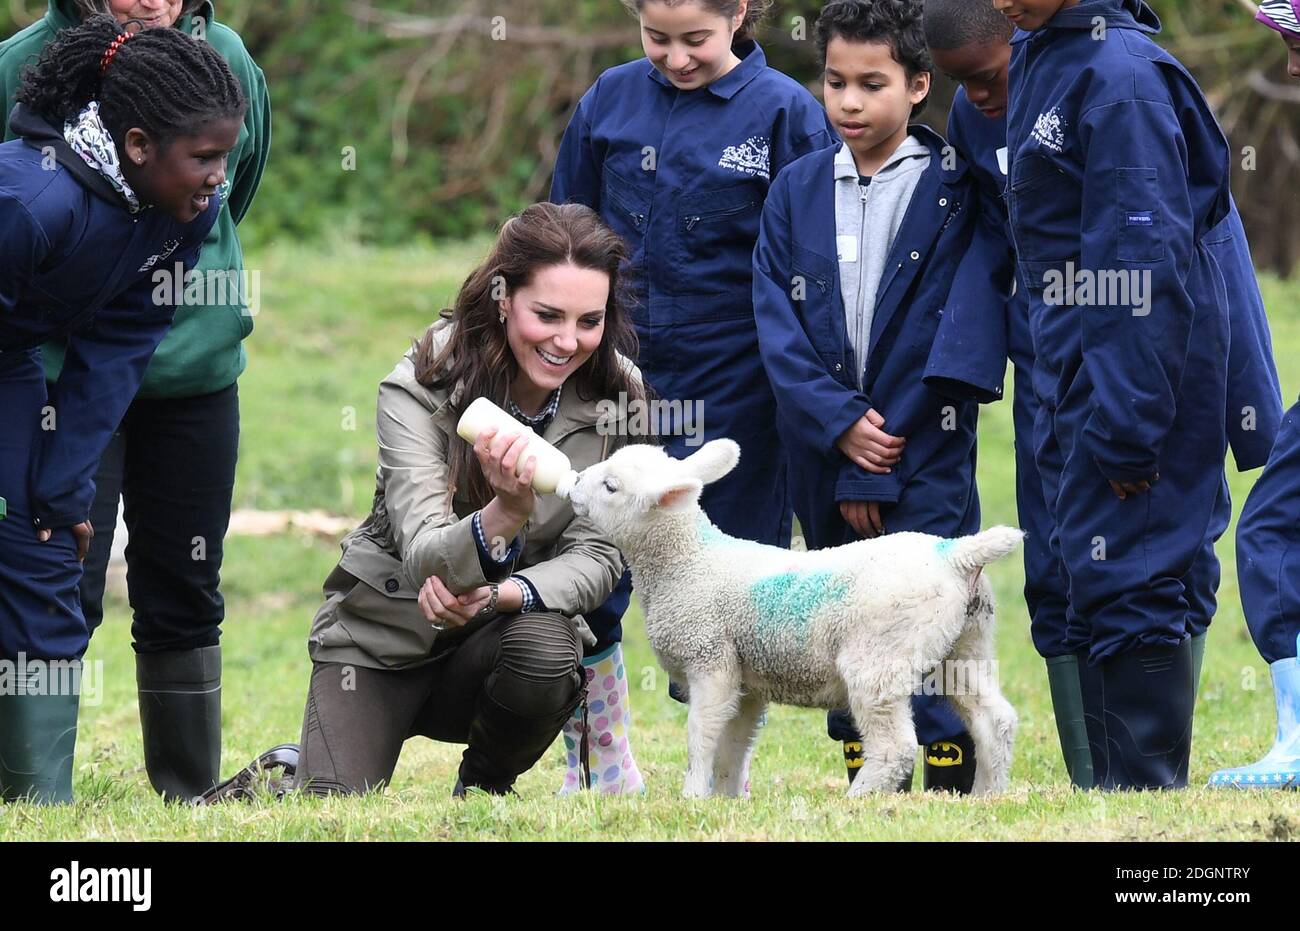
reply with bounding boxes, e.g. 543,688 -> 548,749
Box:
682,782 -> 712,799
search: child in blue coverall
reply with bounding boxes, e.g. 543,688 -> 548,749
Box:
997,0 -> 1249,789
924,0 -> 1283,789
0,16 -> 243,804
753,0 -> 998,793
550,0 -> 836,794
1208,0 -> 1300,790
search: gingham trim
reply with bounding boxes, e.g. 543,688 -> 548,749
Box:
471,510 -> 521,566
506,387 -> 561,432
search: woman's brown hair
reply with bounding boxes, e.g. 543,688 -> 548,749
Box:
621,0 -> 774,45
413,202 -> 644,508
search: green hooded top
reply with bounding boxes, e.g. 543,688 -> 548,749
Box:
0,0 -> 271,398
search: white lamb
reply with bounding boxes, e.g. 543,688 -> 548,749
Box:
559,439 -> 1021,798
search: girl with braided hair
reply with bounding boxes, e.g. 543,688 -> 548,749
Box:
0,13 -> 244,805
0,1 -> 270,804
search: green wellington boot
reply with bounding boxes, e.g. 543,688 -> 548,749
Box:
0,660 -> 81,804
1046,653 -> 1095,788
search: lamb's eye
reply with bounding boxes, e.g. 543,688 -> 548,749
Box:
603,479 -> 618,494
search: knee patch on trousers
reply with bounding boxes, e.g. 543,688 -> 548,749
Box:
491,612 -> 583,714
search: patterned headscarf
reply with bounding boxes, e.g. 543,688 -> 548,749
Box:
63,101 -> 142,213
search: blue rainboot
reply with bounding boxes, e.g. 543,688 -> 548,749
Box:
1208,637 -> 1300,789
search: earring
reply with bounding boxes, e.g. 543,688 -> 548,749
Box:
499,310 -> 506,324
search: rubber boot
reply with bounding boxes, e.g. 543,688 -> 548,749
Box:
460,680 -> 583,796
136,646 -> 222,802
557,643 -> 645,795
1046,653 -> 1095,788
1099,640 -> 1195,790
1076,647 -> 1109,786
0,660 -> 81,804
923,733 -> 977,794
1209,637 -> 1300,788
1190,632 -> 1206,698
844,740 -> 914,792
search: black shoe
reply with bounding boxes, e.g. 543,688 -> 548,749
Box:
923,733 -> 977,794
1099,641 -> 1195,790
136,646 -> 222,802
197,744 -> 298,804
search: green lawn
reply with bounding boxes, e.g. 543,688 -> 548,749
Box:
3,243 -> 1299,840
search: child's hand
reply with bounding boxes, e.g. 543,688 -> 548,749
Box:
836,409 -> 905,474
1108,473 -> 1159,500
36,520 -> 94,562
840,500 -> 884,538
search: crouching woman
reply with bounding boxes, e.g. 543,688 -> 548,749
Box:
214,203 -> 644,798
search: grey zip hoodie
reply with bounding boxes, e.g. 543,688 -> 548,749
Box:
834,136 -> 930,389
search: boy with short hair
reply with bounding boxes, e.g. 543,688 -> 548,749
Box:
995,0 -> 1264,789
924,0 -> 1283,788
753,0 -> 1001,792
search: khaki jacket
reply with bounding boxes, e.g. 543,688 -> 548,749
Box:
308,321 -> 640,669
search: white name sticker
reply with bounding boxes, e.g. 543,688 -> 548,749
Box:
837,235 -> 858,262
996,147 -> 1009,176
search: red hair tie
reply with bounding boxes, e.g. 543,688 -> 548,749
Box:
99,32 -> 132,77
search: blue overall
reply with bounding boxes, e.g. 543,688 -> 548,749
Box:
944,89 -> 1283,656
1236,398 -> 1300,664
752,126 -> 986,743
550,41 -> 837,647
0,104 -> 218,661
1006,0 -> 1236,663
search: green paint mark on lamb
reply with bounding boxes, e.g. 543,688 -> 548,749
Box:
935,538 -> 956,559
749,571 -> 851,646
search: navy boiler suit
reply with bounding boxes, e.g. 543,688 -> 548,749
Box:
0,103 -> 217,661
945,90 -> 1283,657
752,125 -> 989,745
549,40 -> 838,544
1006,0 -> 1234,665
550,40 -> 837,650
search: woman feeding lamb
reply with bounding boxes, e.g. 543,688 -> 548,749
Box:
203,202 -> 649,799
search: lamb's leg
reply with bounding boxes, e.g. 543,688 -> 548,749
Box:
712,692 -> 766,798
945,596 -> 1018,795
683,671 -> 740,799
845,696 -> 915,798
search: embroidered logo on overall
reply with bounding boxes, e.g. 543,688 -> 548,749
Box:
1030,107 -> 1066,153
137,238 -> 183,273
718,136 -> 771,179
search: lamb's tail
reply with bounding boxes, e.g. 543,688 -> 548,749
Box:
940,526 -> 1025,574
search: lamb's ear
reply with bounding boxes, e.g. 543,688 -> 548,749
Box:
644,476 -> 704,513
682,439 -> 740,486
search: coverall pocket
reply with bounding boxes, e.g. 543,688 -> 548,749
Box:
673,181 -> 763,297
601,167 -> 651,255
1115,168 -> 1164,263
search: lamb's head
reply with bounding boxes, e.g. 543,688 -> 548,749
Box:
559,438 -> 740,547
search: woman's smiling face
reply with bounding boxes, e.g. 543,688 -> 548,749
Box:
501,262 -> 609,406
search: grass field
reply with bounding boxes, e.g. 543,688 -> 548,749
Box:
3,240 -> 1299,840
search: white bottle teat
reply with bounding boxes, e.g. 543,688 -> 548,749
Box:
456,396 -> 580,495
